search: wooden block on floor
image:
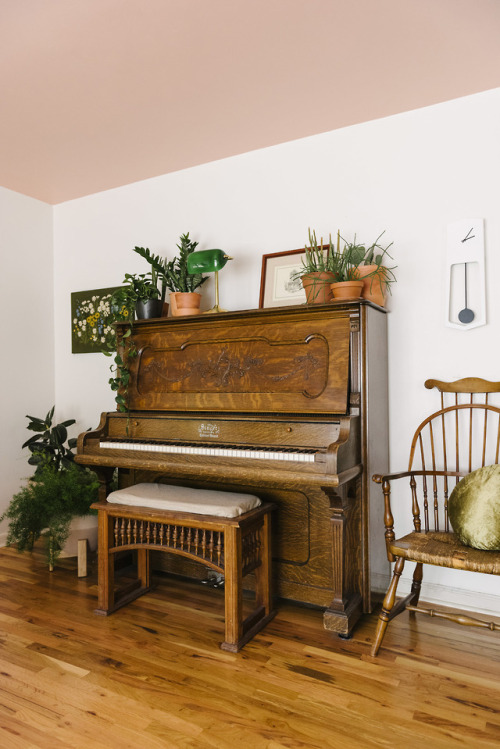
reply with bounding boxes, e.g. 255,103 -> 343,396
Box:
77,538 -> 88,578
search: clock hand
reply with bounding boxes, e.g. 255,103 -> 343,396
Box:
461,227 -> 475,243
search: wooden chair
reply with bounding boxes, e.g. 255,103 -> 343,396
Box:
371,377 -> 500,656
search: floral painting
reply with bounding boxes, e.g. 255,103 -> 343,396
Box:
71,286 -> 121,354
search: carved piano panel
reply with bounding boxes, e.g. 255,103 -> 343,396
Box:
120,313 -> 351,414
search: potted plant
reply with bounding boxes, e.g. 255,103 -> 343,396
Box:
163,233 -> 208,316
111,271 -> 162,321
292,229 -> 337,303
0,408 -> 99,570
356,232 -> 396,307
328,235 -> 365,300
132,245 -> 170,316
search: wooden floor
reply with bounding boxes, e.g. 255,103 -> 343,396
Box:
0,548 -> 500,749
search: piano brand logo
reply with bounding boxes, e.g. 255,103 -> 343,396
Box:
198,423 -> 220,439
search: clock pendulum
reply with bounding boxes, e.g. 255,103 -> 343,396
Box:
458,261 -> 475,324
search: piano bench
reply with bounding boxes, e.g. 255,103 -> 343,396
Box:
91,483 -> 276,652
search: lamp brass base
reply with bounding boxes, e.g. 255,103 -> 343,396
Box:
204,304 -> 228,314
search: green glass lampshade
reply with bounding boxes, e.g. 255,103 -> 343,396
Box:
186,249 -> 232,313
187,249 -> 230,273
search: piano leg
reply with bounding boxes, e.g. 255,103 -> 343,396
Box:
254,510 -> 273,618
322,477 -> 364,637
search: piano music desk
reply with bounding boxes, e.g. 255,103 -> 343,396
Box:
91,493 -> 276,652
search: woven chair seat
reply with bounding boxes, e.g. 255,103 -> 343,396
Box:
391,531 -> 500,574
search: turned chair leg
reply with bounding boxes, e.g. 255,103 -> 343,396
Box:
409,562 -> 423,612
371,556 -> 405,657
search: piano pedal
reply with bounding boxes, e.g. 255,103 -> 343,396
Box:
201,572 -> 225,589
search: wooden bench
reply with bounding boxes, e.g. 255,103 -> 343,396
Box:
91,483 -> 276,652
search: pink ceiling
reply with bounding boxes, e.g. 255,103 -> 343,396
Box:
2,0 -> 500,204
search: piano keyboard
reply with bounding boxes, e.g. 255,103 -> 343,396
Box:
100,440 -> 317,463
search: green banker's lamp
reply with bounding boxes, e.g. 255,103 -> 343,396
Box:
187,249 -> 232,313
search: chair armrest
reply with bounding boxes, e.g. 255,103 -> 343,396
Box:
371,469 -> 464,562
372,469 -> 464,484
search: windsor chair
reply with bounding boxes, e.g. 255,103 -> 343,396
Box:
371,377 -> 500,656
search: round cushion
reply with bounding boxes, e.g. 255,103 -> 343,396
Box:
448,464 -> 500,550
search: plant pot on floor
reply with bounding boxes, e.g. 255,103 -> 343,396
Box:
135,299 -> 163,319
301,271 -> 336,304
58,515 -> 98,559
170,292 -> 202,316
356,264 -> 388,307
330,279 -> 364,300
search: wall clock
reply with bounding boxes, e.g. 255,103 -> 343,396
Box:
445,218 -> 486,330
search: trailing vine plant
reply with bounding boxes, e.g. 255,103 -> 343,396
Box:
104,325 -> 137,419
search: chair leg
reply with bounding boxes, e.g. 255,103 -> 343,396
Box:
96,509 -> 115,613
371,556 -> 405,657
221,525 -> 243,651
409,562 -> 423,612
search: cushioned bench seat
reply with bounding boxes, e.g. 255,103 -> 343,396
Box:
91,483 -> 276,652
106,482 -> 263,517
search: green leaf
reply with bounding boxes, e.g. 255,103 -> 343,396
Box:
22,434 -> 42,449
25,419 -> 47,433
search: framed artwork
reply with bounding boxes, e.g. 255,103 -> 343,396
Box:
71,286 -> 121,354
259,249 -> 307,308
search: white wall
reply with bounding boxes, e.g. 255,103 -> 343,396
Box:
0,187 -> 54,542
53,87 -> 500,613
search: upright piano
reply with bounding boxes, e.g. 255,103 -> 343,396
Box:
76,301 -> 389,636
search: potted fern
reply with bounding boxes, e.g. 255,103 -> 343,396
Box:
1,408 -> 99,570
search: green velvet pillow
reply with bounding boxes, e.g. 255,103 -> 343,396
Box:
448,464 -> 500,550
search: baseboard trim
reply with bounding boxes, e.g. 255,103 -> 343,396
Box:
397,576 -> 500,617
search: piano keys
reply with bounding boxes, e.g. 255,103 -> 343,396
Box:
76,301 -> 389,636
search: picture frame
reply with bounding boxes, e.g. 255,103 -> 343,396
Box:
259,249 -> 307,308
71,286 -> 121,354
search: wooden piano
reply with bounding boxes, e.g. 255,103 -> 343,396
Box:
76,300 -> 389,636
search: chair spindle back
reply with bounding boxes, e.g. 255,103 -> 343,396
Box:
406,379 -> 500,534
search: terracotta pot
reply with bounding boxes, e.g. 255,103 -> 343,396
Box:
301,271 -> 337,304
357,264 -> 388,307
330,280 -> 364,300
170,291 -> 202,316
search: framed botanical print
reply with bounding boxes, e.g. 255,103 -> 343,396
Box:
259,249 -> 307,308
